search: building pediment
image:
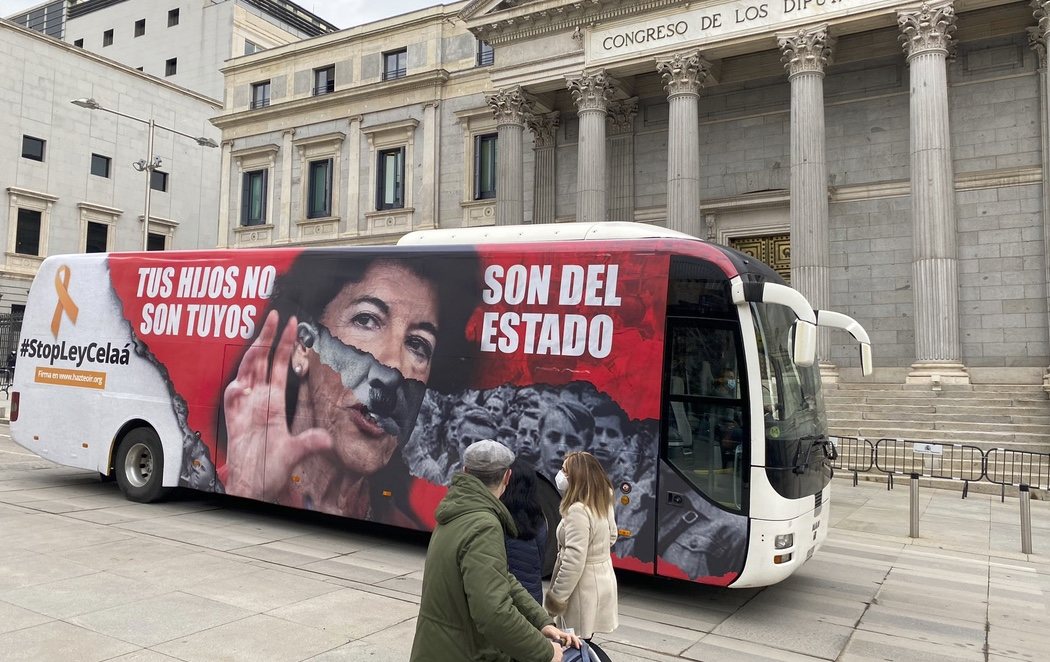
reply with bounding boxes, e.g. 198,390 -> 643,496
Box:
461,0 -> 687,45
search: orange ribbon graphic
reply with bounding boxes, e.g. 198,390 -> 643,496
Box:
50,265 -> 79,337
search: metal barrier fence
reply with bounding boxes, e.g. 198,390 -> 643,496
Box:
829,435 -> 1048,492
830,436 -> 874,486
0,313 -> 22,394
829,435 -> 1049,552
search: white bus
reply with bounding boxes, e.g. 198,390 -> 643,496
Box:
11,222 -> 870,587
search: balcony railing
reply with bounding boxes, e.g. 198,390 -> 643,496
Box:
382,67 -> 407,81
313,81 -> 335,96
250,97 -> 270,110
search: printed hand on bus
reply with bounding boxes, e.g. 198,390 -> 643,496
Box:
224,310 -> 334,500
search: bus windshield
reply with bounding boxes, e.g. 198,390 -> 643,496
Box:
752,302 -> 830,499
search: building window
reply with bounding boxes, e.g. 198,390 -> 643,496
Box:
147,232 -> 167,251
474,133 -> 497,200
90,154 -> 111,178
376,147 -> 405,210
15,209 -> 41,256
251,81 -> 270,109
313,65 -> 335,96
241,170 -> 267,226
382,49 -> 407,81
73,38 -> 83,47
307,159 -> 333,218
134,19 -> 145,37
21,136 -> 45,162
165,58 -> 177,76
103,28 -> 113,46
244,39 -> 260,55
150,170 -> 169,192
477,40 -> 494,67
167,8 -> 179,27
85,222 -> 108,253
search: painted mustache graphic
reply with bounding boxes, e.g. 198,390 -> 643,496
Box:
297,321 -> 427,442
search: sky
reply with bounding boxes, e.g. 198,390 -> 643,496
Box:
0,0 -> 441,29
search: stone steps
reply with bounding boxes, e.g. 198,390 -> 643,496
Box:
824,394 -> 1049,407
827,408 -> 1050,423
826,425 -> 1050,449
831,416 -> 1050,430
824,382 -> 1050,453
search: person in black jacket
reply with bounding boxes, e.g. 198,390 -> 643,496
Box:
501,459 -> 548,604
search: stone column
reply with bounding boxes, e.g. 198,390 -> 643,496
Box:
487,86 -> 531,226
1029,6 -> 1050,392
899,1 -> 968,384
567,70 -> 616,223
216,140 -> 233,247
419,102 -> 440,229
779,26 -> 836,380
657,52 -> 711,236
607,98 -> 638,223
527,112 -> 559,224
346,116 -> 362,235
278,129 -> 294,243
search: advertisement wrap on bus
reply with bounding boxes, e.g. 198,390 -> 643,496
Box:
13,225 -> 873,588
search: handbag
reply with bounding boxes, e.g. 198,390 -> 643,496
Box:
561,642 -> 591,662
562,640 -> 612,662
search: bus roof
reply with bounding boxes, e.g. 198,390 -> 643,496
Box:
397,221 -> 700,246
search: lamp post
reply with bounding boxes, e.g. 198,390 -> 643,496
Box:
71,98 -> 219,251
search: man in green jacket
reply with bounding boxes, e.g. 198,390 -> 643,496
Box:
410,439 -> 581,662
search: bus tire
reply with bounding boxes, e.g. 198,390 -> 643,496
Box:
114,428 -> 168,503
535,476 -> 562,578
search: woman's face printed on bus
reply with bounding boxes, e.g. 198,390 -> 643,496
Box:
292,261 -> 439,475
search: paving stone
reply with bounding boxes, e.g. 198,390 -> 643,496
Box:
70,591 -> 253,647
266,586 -> 419,640
153,613 -> 348,662
0,620 -> 138,662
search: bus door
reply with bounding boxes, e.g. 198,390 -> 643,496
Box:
655,319 -> 749,584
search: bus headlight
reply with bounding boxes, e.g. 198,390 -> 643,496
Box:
774,534 -> 794,549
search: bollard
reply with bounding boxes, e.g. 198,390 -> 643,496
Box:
1020,485 -> 1033,555
909,473 -> 920,539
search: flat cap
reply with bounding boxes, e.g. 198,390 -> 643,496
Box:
463,439 -> 515,473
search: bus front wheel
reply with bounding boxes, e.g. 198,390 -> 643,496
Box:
114,428 -> 169,503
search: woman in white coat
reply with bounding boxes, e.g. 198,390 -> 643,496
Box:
544,450 -> 618,643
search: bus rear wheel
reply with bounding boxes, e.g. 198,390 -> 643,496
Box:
114,428 -> 169,503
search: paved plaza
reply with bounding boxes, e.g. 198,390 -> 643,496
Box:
1,426 -> 1048,662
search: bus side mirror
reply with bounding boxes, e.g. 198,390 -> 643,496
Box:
860,342 -> 873,377
792,321 -> 817,367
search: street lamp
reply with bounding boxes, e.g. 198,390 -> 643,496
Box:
71,98 -> 219,251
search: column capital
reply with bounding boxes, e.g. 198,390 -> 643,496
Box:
526,112 -> 560,148
898,1 -> 956,60
607,98 -> 639,135
778,25 -> 834,77
1035,0 -> 1050,36
567,70 -> 616,113
486,86 -> 531,126
656,51 -> 712,98
1030,25 -> 1048,69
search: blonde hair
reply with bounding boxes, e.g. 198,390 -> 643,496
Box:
559,451 -> 613,517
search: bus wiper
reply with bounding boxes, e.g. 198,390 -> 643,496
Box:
792,435 -> 836,473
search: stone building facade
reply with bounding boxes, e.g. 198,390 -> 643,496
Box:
213,0 -> 1050,387
61,0 -> 336,100
1,19 -> 222,312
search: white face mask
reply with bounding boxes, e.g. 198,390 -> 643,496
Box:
726,379 -> 737,390
555,470 -> 569,494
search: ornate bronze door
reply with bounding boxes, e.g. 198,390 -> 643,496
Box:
728,234 -> 790,284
